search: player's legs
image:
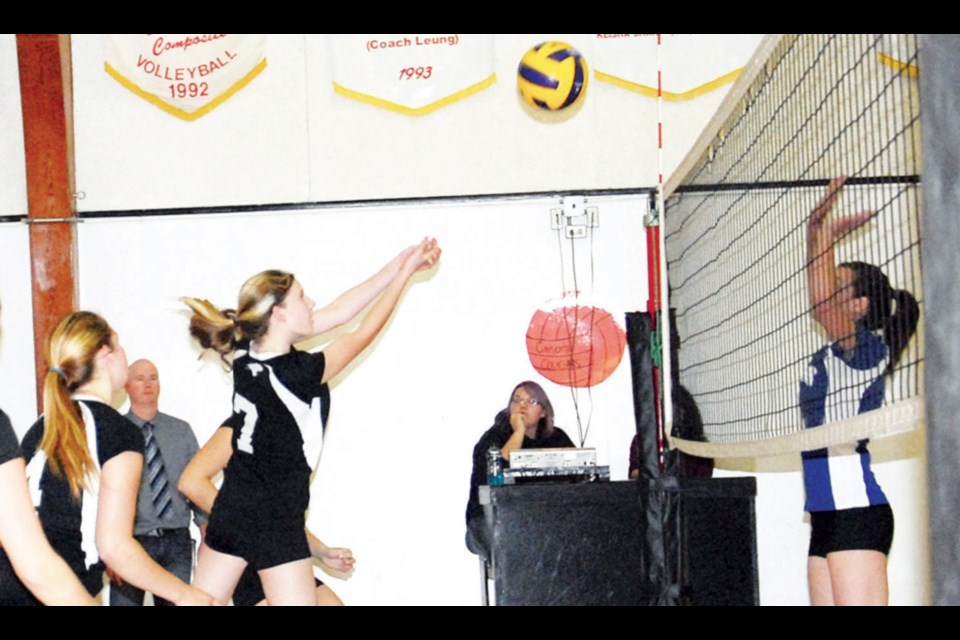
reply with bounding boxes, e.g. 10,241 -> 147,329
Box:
258,558 -> 316,606
807,555 -> 834,606
827,549 -> 888,605
252,584 -> 343,606
192,542 -> 247,605
315,584 -> 344,606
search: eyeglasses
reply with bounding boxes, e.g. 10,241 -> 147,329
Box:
510,397 -> 540,407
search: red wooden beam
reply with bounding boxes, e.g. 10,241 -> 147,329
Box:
17,34 -> 77,410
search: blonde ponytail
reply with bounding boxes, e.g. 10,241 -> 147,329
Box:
40,312 -> 113,497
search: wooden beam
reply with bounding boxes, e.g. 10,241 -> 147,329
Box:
17,34 -> 77,410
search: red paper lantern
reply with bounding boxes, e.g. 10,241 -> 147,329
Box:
526,297 -> 626,388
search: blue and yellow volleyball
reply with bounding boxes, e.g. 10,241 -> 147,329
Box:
517,42 -> 589,111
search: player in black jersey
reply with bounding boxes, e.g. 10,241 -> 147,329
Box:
180,421 -> 354,605
183,238 -> 440,605
0,409 -> 96,605
14,312 -> 216,605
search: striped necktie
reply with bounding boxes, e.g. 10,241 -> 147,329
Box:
142,421 -> 173,522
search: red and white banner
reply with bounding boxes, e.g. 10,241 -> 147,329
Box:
593,34 -> 763,100
331,34 -> 495,116
104,34 -> 267,121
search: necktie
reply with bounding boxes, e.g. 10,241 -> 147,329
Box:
143,421 -> 173,522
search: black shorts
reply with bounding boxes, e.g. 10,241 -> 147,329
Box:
808,504 -> 894,558
232,565 -> 323,606
205,510 -> 310,571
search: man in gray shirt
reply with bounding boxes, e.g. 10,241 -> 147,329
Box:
109,359 -> 206,606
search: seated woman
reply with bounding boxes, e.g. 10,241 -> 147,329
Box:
465,381 -> 574,558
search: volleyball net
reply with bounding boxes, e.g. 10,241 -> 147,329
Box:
663,34 -> 922,457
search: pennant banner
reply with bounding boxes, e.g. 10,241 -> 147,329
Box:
104,34 -> 267,121
594,34 -> 763,101
331,34 -> 495,116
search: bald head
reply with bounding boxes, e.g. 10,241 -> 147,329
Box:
127,359 -> 160,419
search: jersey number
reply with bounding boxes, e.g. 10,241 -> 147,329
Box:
233,393 -> 259,454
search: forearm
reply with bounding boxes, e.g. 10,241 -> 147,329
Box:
500,429 -> 525,462
99,535 -> 193,604
311,251 -> 406,334
14,549 -> 97,606
356,263 -> 416,341
179,426 -> 232,514
306,529 -> 327,558
807,230 -> 838,318
322,263 -> 417,380
179,467 -> 219,515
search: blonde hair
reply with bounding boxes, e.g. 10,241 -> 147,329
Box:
183,270 -> 295,360
41,311 -> 114,497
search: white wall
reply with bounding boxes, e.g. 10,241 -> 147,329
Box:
0,35 -> 27,219
0,223 -> 37,437
76,195 -> 647,605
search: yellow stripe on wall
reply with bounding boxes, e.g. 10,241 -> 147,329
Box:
595,67 -> 743,101
333,74 -> 496,117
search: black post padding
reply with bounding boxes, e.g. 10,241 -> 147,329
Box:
669,307 -> 680,387
626,312 -> 681,604
626,312 -> 658,481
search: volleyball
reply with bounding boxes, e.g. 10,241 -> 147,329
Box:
517,42 -> 589,111
526,297 -> 626,388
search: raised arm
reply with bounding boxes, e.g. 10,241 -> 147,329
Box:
310,244 -> 422,336
96,451 -> 216,606
807,176 -> 874,349
0,458 -> 97,605
322,238 -> 440,382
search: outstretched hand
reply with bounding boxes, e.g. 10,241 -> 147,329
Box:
318,546 -> 356,573
810,176 -> 875,239
403,237 -> 441,274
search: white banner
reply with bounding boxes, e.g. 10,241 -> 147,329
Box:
331,34 -> 495,116
104,34 -> 267,121
593,34 -> 763,100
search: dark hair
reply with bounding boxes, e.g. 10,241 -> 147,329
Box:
671,384 -> 705,442
841,261 -> 919,373
505,380 -> 555,439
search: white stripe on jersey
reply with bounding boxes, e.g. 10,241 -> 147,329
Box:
263,363 -> 325,471
825,442 -> 870,510
78,401 -> 102,570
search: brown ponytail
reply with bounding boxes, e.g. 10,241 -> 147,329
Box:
183,270 -> 295,361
